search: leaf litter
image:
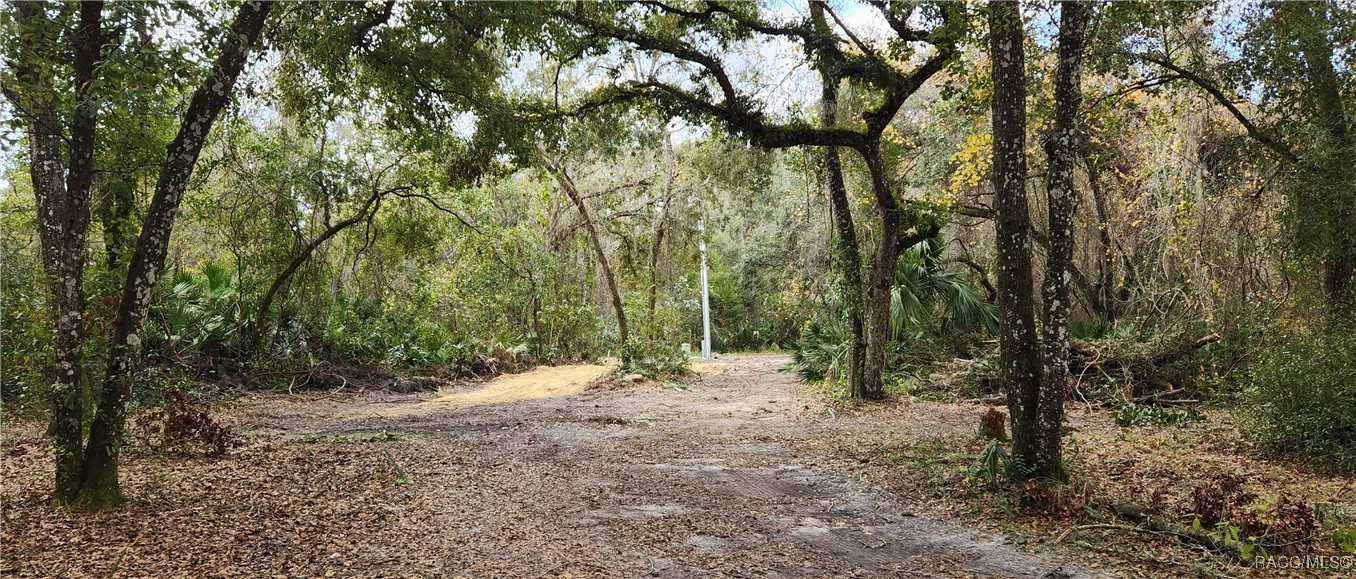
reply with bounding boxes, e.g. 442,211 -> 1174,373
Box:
3,355 -> 1125,577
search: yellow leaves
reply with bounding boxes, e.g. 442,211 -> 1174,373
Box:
948,132 -> 992,197
883,125 -> 906,147
1174,197 -> 1195,236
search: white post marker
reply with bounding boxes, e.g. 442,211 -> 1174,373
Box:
699,219 -> 712,360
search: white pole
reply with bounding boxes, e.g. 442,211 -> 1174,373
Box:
699,219 -> 712,359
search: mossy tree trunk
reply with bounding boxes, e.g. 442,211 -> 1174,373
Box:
990,0 -> 1089,482
6,0 -> 274,511
989,0 -> 1047,479
8,0 -> 105,504
812,38 -> 866,397
1035,0 -> 1090,482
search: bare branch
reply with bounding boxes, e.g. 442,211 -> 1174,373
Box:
1138,53 -> 1299,164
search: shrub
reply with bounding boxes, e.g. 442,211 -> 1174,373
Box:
1112,402 -> 1205,428
791,239 -> 995,388
619,339 -> 690,381
0,256 -> 51,414
1244,324 -> 1356,471
791,314 -> 850,383
151,263 -> 242,369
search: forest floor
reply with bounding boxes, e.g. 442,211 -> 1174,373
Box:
1,354 -> 1351,577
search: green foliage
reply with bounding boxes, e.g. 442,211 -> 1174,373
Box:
1068,316 -> 1115,340
0,235 -> 50,412
1112,402 -> 1205,428
791,314 -> 851,383
1333,526 -> 1356,555
975,438 -> 1013,486
376,449 -> 410,488
301,293 -> 533,374
1198,303 -> 1277,399
152,264 -> 241,364
1315,501 -> 1356,555
675,246 -> 817,353
891,239 -> 997,340
793,239 -> 995,386
1244,324 -> 1356,471
618,339 -> 691,382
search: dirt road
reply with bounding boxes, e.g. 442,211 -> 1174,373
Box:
1,355 -> 1101,577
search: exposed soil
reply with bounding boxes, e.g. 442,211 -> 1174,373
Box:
2,355 -> 1105,577
362,363 -> 612,418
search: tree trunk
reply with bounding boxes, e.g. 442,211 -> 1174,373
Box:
77,0 -> 273,511
989,0 -> 1046,478
809,1 -> 901,399
647,131 -> 676,338
1034,0 -> 1090,482
250,186 -> 394,354
818,73 -> 867,398
7,0 -> 105,505
1084,158 -> 1119,323
860,144 -> 904,399
859,144 -> 939,399
545,158 -> 630,357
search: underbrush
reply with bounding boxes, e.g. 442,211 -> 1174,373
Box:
1242,324 -> 1356,471
618,339 -> 691,382
791,319 -> 992,402
832,409 -> 1356,576
791,239 -> 996,392
131,386 -> 237,457
1111,402 -> 1205,428
2,260 -> 605,415
797,294 -> 1354,478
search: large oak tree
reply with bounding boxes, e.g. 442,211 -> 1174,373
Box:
543,0 -> 964,398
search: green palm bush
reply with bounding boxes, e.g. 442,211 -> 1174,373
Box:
154,263 -> 241,363
793,239 -> 995,384
791,314 -> 851,382
890,239 -> 997,339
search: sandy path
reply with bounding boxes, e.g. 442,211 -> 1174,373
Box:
2,355 -> 1102,578
268,354 -> 1100,577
